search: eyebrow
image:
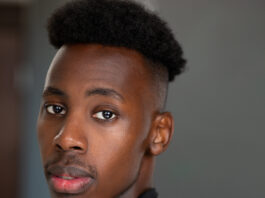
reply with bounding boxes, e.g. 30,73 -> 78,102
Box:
42,86 -> 66,97
85,88 -> 125,102
42,86 -> 124,102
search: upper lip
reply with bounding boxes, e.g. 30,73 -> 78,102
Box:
47,165 -> 95,179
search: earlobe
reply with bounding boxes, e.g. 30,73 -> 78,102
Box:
148,112 -> 174,156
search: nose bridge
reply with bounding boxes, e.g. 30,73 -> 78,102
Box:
54,111 -> 87,152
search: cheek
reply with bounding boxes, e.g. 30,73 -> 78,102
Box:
37,115 -> 60,159
91,138 -> 142,193
89,116 -> 150,185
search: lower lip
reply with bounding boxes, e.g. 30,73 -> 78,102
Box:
49,175 -> 94,194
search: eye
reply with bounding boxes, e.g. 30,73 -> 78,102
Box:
93,110 -> 116,120
45,104 -> 66,115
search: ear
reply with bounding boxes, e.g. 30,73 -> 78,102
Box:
148,112 -> 174,156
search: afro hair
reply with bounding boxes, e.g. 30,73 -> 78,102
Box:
47,0 -> 186,82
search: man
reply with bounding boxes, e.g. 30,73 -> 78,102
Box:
37,0 -> 186,197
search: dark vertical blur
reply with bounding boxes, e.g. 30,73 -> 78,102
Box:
0,2 -> 26,198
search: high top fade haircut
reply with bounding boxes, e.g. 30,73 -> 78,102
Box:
47,0 -> 186,110
47,0 -> 186,80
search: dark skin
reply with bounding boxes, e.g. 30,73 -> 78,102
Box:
37,44 -> 174,198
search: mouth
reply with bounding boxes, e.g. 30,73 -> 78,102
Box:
47,165 -> 95,195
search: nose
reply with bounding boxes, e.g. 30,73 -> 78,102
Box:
53,117 -> 87,153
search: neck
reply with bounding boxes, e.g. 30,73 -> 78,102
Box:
120,155 -> 155,198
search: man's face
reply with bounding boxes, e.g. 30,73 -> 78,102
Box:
37,44 -> 157,198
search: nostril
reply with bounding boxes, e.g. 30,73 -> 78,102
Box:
71,146 -> 82,150
55,144 -> 83,152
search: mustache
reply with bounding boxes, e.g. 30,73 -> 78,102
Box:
44,152 -> 97,179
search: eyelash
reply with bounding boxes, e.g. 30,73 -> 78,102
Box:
45,104 -> 66,115
44,104 -> 118,121
92,110 -> 118,121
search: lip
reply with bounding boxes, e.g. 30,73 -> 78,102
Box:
47,165 -> 95,194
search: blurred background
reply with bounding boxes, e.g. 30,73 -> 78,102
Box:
0,0 -> 264,197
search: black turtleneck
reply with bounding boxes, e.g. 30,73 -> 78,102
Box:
138,188 -> 158,198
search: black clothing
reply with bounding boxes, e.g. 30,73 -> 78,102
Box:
138,188 -> 158,198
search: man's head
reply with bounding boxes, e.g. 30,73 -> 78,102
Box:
37,0 -> 186,197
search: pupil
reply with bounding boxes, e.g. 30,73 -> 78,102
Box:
53,106 -> 62,113
103,111 -> 112,119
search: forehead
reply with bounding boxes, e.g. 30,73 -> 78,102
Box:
47,44 -> 149,81
45,44 -> 154,104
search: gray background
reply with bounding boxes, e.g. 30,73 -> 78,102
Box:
19,0 -> 265,197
